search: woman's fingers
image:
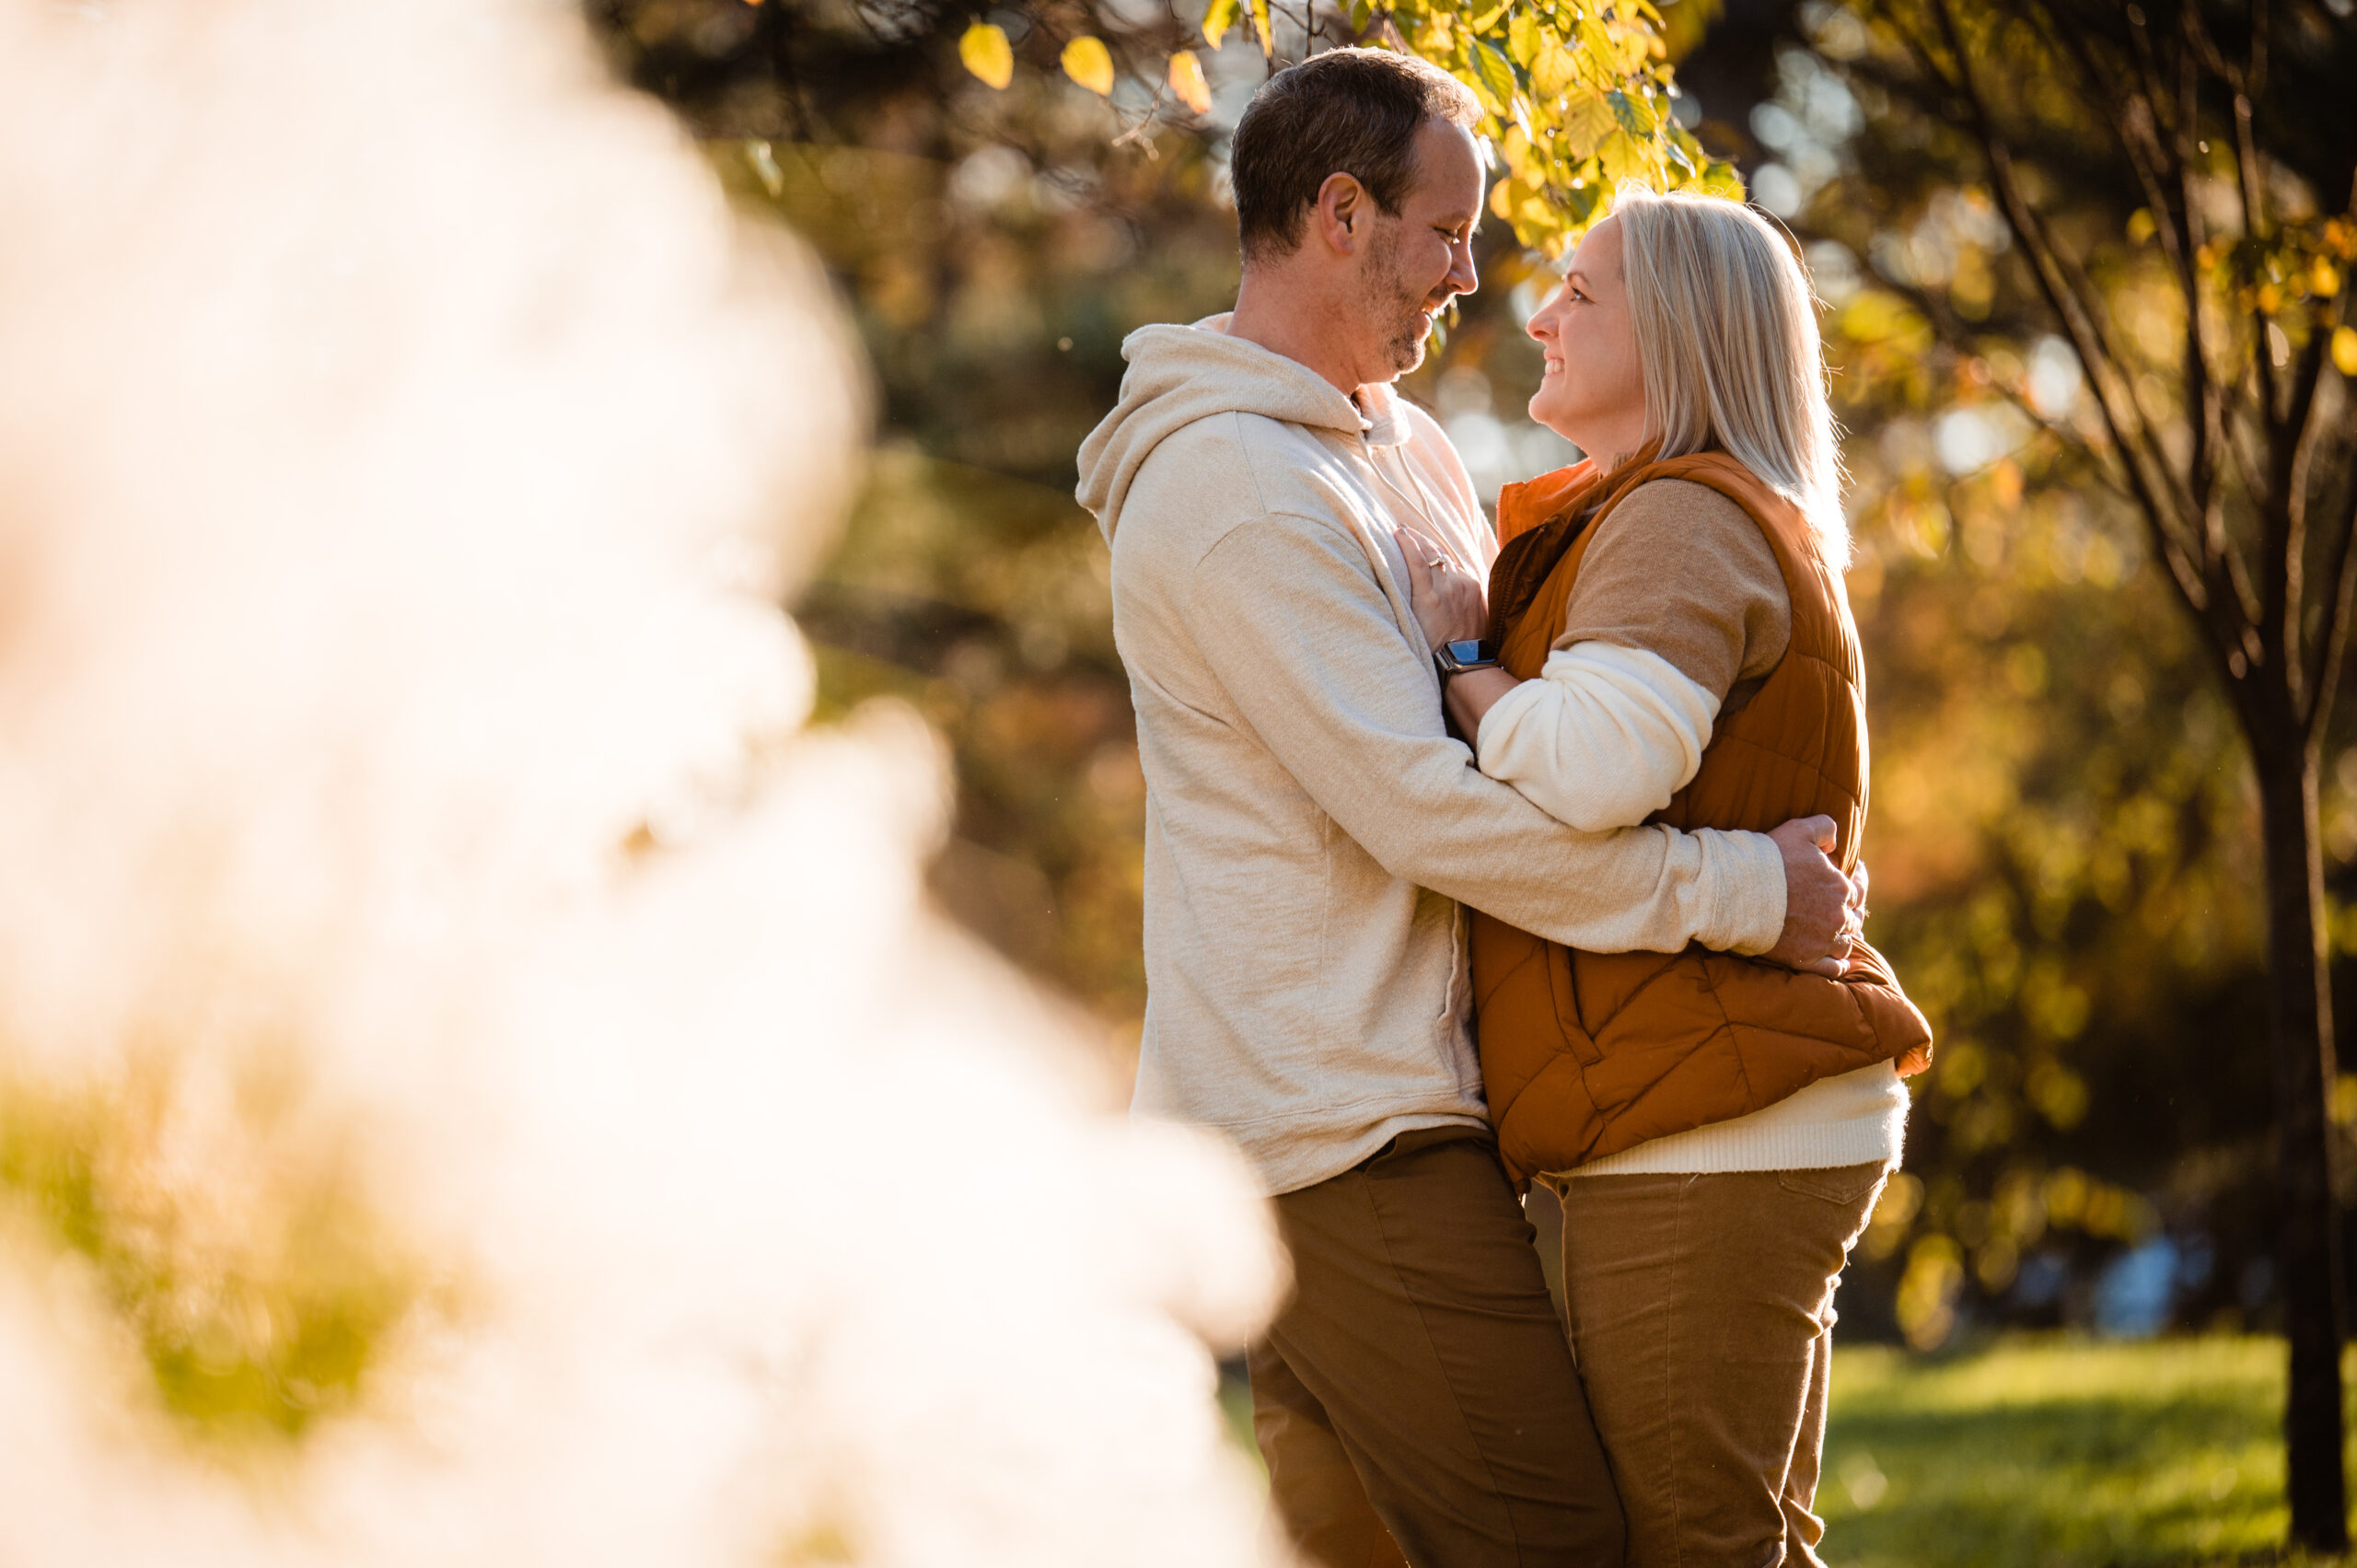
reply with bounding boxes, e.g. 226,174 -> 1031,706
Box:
1396,524 -> 1446,564
1393,528 -> 1434,595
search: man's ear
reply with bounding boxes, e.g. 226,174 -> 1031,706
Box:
1311,171 -> 1368,256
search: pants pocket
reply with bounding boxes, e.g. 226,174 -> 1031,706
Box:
1774,1161 -> 1888,1209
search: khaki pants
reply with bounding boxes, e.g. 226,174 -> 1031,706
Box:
1554,1164 -> 1887,1568
1250,1127 -> 1627,1568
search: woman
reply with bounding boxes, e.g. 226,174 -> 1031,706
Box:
1398,188 -> 1933,1568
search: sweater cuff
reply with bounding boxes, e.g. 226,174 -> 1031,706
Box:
1692,828 -> 1786,955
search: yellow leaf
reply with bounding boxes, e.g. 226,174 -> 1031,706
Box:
958,21 -> 1014,89
1167,49 -> 1213,114
1530,42 -> 1581,97
1062,34 -> 1116,96
1202,0 -> 1237,50
1468,0 -> 1513,33
2335,326 -> 2357,379
2312,257 -> 2341,299
1506,10 -> 1541,64
1250,0 -> 1272,54
1500,125 -> 1536,180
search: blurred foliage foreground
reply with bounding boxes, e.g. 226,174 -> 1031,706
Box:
0,1059 -> 438,1446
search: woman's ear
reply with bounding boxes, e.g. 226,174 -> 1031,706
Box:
1312,171 -> 1368,255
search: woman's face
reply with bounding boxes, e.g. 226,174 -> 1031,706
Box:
1526,215 -> 1648,461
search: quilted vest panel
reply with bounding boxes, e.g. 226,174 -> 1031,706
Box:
1469,452 -> 1932,1183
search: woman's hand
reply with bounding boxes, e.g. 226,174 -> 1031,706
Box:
1394,527 -> 1487,651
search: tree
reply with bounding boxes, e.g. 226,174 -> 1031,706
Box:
944,0 -> 1743,253
1754,0 -> 2356,1544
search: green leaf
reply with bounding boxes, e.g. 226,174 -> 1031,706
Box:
1468,38 -> 1519,114
1607,87 -> 1655,137
1202,0 -> 1238,50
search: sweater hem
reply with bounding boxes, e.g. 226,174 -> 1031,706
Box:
1554,1102 -> 1905,1179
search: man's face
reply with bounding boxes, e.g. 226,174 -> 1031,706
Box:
1354,119 -> 1482,381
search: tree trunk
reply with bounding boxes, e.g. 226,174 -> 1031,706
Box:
2253,729 -> 2351,1553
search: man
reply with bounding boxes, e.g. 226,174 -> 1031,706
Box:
1074,49 -> 1859,1568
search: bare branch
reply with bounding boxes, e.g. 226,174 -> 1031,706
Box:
2099,2 -> 2233,536
1922,0 -> 2219,606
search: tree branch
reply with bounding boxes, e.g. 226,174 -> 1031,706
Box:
1921,0 -> 2223,631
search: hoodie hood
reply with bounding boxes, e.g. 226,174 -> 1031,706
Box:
1075,314 -> 1415,544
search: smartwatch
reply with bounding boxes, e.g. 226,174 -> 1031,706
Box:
1433,638 -> 1500,679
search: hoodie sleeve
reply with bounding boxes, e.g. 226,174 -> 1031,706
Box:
1185,509 -> 1787,956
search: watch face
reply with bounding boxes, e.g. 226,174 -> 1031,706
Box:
1446,639 -> 1485,663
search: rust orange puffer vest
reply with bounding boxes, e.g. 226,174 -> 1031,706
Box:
1469,450 -> 1932,1183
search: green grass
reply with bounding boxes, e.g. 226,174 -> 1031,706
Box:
1220,1337 -> 2356,1565
1819,1336 -> 2353,1567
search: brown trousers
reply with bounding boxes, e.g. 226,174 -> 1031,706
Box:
1249,1127 -> 1627,1568
1553,1164 -> 1887,1568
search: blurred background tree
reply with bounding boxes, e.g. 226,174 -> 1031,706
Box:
1706,0 -> 2357,1543
584,0 -> 2356,1550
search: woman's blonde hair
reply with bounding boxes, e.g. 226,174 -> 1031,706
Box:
1610,183 -> 1849,563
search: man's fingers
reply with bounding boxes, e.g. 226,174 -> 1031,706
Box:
1850,862 -> 1871,909
1802,813 -> 1838,853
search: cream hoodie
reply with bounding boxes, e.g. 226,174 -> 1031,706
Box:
1076,317 -> 1789,1196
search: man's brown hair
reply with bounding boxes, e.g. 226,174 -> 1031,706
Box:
1230,47 -> 1482,264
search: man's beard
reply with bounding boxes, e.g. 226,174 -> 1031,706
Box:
1362,226 -> 1435,377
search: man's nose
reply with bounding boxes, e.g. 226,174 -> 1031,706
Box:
1448,238 -> 1479,298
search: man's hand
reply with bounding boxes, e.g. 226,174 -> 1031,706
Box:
1764,815 -> 1854,977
